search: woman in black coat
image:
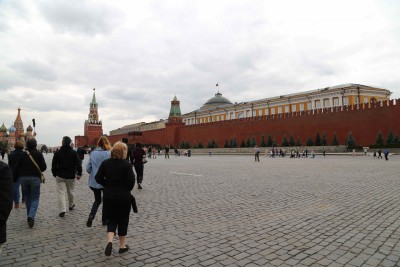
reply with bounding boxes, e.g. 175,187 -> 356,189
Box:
0,161 -> 13,253
132,143 -> 145,189
95,141 -> 135,256
8,140 -> 25,209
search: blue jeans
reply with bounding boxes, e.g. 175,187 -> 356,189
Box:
20,176 -> 41,219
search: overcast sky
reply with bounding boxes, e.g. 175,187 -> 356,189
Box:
1,0 -> 399,146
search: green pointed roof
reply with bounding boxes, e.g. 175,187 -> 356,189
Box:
169,96 -> 181,117
0,123 -> 7,132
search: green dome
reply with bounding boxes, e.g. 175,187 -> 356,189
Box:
0,123 -> 7,132
203,92 -> 232,106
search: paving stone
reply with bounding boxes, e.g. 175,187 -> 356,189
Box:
2,155 -> 400,266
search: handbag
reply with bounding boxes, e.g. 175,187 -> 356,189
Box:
26,151 -> 45,184
142,156 -> 148,164
130,194 -> 138,213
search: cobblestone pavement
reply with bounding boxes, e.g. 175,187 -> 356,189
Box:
1,154 -> 400,267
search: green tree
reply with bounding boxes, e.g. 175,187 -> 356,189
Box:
321,133 -> 327,146
393,135 -> 400,144
240,140 -> 246,148
289,133 -> 295,146
185,141 -> 190,149
180,141 -> 186,149
315,132 -> 321,146
246,137 -> 251,147
281,135 -> 288,147
224,139 -> 230,148
260,135 -> 266,147
230,138 -> 237,148
250,136 -> 256,147
331,133 -> 339,146
296,137 -> 302,146
210,140 -> 217,148
272,137 -> 277,147
306,137 -> 314,146
375,132 -> 384,146
386,128 -> 394,144
267,134 -> 273,147
198,142 -> 204,148
345,131 -> 356,147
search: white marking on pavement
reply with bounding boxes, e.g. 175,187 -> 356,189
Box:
169,171 -> 202,177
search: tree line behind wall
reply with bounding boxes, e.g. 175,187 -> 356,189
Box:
180,129 -> 400,149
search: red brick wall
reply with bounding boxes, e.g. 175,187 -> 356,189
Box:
110,99 -> 400,147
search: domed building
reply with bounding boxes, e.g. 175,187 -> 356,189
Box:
201,92 -> 233,109
0,107 -> 32,151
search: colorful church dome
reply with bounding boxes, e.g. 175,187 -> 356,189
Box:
27,125 -> 33,132
8,125 -> 16,132
0,123 -> 7,132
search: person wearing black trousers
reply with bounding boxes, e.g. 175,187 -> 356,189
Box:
132,143 -> 145,189
95,141 -> 135,256
0,161 -> 13,254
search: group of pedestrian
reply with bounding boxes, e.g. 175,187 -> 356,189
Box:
0,135 -> 146,257
373,149 -> 390,160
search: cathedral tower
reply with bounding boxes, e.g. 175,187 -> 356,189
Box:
14,107 -> 24,140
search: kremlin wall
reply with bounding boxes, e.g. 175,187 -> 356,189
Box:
76,84 -> 400,149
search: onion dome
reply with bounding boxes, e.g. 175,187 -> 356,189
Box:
0,123 -> 7,132
8,125 -> 16,132
27,125 -> 33,132
203,92 -> 232,107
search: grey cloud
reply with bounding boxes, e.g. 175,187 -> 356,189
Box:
9,60 -> 57,81
37,1 -> 122,35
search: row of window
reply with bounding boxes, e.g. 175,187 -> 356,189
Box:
183,96 -> 376,125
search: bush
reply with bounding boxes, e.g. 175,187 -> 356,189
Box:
375,132 -> 384,146
289,134 -> 295,146
281,135 -> 288,147
260,135 -> 266,147
345,131 -> 356,147
306,137 -> 314,146
267,134 -> 273,147
315,132 -> 321,146
332,133 -> 339,146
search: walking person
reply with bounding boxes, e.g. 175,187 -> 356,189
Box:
86,136 -> 111,227
0,161 -> 13,253
254,145 -> 260,162
51,136 -> 82,218
121,138 -> 134,165
95,141 -> 135,256
384,148 -> 389,161
15,138 -> 46,228
132,143 -> 145,190
8,141 -> 25,209
165,145 -> 170,159
378,149 -> 382,159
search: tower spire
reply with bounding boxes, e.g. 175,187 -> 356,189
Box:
91,88 -> 97,104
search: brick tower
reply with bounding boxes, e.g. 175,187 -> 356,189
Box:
75,89 -> 103,147
165,96 -> 184,147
